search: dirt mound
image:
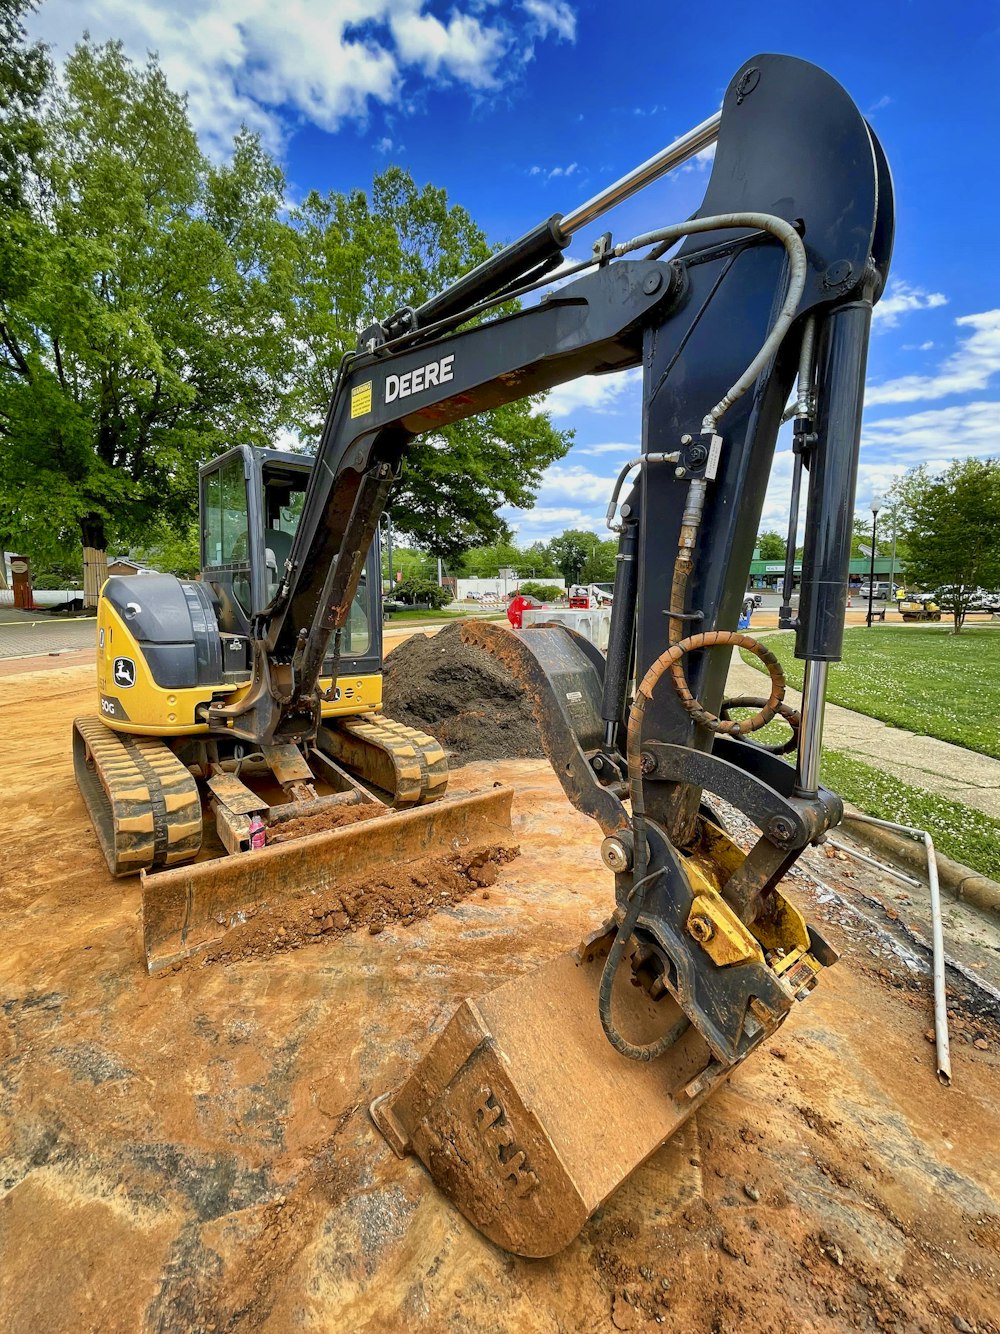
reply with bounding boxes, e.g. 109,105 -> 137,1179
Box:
382,622 -> 544,762
196,842 -> 518,968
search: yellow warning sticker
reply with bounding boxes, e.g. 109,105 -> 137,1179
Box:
350,381 -> 373,418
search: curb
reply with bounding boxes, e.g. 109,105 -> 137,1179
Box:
841,805 -> 1000,920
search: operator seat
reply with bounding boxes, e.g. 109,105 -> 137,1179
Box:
264,527 -> 294,592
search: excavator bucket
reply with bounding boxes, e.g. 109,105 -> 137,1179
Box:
140,786 -> 516,974
371,932 -> 730,1258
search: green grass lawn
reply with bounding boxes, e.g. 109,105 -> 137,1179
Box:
820,751 -> 1000,880
384,608 -> 506,625
741,625 -> 1000,760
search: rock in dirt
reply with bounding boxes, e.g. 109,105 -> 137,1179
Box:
382,623 -> 544,762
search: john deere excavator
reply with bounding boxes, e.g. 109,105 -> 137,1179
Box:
75,53 -> 893,1258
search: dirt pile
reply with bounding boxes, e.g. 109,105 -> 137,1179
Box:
382,622 -> 544,762
266,800 -> 385,844
197,842 -> 518,967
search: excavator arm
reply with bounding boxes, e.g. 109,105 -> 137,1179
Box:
216,53 -> 893,1256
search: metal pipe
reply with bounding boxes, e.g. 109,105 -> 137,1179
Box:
824,837 -> 922,887
559,111 -> 722,239
844,812 -> 952,1085
794,659 -> 828,797
779,451 -> 803,630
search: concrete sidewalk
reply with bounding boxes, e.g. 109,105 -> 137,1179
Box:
726,652 -> 1000,820
0,609 -> 97,659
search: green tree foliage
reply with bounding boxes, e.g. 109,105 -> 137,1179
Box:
289,167 -> 570,559
756,530 -> 786,560
580,537 -> 617,584
895,458 -> 1000,631
457,540 -> 556,579
0,40 -> 296,587
132,520 -> 202,577
517,581 -> 564,602
0,0 -> 48,213
548,529 -> 604,584
393,575 -> 452,609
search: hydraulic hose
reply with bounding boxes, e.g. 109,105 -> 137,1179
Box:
612,212 -> 808,433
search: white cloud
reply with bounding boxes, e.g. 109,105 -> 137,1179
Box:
577,442 -> 640,456
872,279 -> 948,330
529,160 -> 578,181
27,0 -> 571,156
520,0 -> 577,42
375,136 -> 394,153
391,6 -> 506,88
868,94 -> 892,113
861,399 -> 1000,463
535,462 -> 620,505
866,309 -> 1000,405
543,366 -> 641,418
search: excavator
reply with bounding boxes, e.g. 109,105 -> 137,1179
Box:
74,54 -> 893,1258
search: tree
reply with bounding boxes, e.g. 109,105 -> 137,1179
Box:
549,529 -> 601,585
580,537 -> 617,584
394,575 -> 452,609
896,459 -> 1000,632
756,530 -> 786,560
0,0 -> 50,586
0,41 -> 297,602
0,0 -> 48,214
289,168 -> 570,560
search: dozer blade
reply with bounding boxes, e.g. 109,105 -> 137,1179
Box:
371,936 -> 731,1258
140,786 -> 515,974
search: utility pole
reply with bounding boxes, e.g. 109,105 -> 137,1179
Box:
866,496 -> 882,628
887,503 -> 898,609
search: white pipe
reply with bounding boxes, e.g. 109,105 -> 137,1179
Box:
846,812 -> 952,1085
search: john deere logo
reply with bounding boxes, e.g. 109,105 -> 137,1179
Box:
113,656 -> 136,688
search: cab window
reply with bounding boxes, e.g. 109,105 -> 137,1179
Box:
203,454 -> 249,566
261,465 -> 370,658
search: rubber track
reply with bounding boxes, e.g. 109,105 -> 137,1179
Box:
320,715 -> 448,806
369,717 -> 449,803
73,716 -> 203,877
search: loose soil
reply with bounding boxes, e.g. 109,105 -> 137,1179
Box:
1,661 -> 998,1334
382,621 -> 544,761
266,800 -> 387,844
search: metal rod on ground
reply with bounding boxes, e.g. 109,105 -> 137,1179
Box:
825,837 -> 923,887
845,812 -> 952,1085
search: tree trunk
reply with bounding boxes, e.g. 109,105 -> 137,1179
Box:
0,551 -> 7,590
81,513 -> 108,609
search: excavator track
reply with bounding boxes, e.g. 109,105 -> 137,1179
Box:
73,716 -> 203,877
318,715 -> 448,805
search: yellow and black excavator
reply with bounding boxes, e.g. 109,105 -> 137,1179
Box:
75,54 -> 893,1258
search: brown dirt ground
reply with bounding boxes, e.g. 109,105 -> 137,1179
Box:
382,622 -> 544,762
1,661 -> 999,1334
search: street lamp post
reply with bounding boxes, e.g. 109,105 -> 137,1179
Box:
866,496 -> 882,628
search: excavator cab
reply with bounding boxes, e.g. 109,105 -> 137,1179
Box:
198,445 -> 380,676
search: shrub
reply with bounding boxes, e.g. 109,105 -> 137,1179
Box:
517,581 -> 564,602
394,576 -> 453,609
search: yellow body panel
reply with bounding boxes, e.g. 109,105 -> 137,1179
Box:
96,597 -> 380,736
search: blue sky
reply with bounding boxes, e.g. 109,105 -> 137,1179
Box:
30,0 -> 1000,546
